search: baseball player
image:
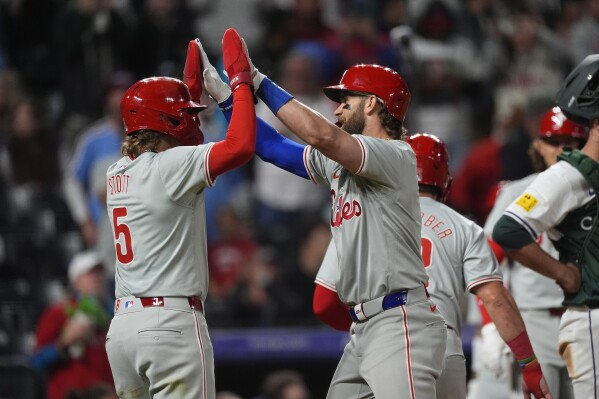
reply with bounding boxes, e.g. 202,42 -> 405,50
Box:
104,28 -> 256,399
493,54 -> 599,399
314,133 -> 553,399
194,39 -> 448,398
479,107 -> 586,398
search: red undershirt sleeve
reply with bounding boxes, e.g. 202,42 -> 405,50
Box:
313,284 -> 352,331
207,85 -> 256,178
487,238 -> 506,264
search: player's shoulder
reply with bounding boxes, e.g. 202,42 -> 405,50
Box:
106,156 -> 131,174
532,161 -> 588,194
496,174 -> 539,200
357,135 -> 413,152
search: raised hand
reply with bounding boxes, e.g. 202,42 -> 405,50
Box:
522,363 -> 554,399
183,39 -> 203,102
222,28 -> 253,91
240,38 -> 265,91
190,38 -> 232,104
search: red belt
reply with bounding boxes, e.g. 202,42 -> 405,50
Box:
548,307 -> 564,317
139,296 -> 203,312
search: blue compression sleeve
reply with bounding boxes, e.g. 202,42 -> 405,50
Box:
219,97 -> 309,179
257,77 -> 294,114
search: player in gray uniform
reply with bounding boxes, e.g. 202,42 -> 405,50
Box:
480,107 -> 586,399
314,133 -> 553,399
104,29 -> 256,399
494,54 -> 599,398
197,37 -> 447,398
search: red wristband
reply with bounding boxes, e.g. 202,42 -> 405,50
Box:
507,331 -> 538,368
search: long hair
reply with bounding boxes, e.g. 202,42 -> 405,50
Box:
378,106 -> 407,140
121,130 -> 164,158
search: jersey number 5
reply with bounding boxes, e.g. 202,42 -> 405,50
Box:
113,207 -> 134,264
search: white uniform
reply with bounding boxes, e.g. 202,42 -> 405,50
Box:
483,175 -> 573,399
105,144 -> 216,399
498,161 -> 598,399
306,135 -> 447,399
318,196 -> 502,399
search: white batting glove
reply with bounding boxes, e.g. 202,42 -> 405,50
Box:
241,38 -> 265,91
480,323 -> 514,380
192,38 -> 231,104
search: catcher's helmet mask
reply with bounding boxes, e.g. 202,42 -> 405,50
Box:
556,54 -> 599,127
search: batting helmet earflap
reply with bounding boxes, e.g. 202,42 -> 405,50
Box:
539,106 -> 587,140
323,64 -> 411,122
120,77 -> 207,146
406,133 -> 451,200
555,54 -> 599,127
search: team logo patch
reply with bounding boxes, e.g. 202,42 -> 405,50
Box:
515,193 -> 538,212
115,298 -> 121,313
125,300 -> 134,309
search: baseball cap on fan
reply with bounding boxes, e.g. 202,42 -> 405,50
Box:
68,250 -> 104,283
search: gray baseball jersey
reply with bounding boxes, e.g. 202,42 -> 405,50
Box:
304,135 -> 428,305
316,196 -> 500,398
483,174 -> 563,309
307,136 -> 446,399
105,144 -> 217,399
419,196 -> 503,334
106,144 -> 215,299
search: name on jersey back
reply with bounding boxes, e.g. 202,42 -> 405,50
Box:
108,174 -> 131,195
421,211 -> 452,239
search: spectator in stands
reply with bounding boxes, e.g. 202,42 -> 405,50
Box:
395,0 -> 481,173
63,71 -> 135,249
0,95 -> 67,278
568,0 -> 599,65
53,0 -> 133,125
253,48 -> 331,262
0,69 -> 24,141
277,219 -> 331,326
257,369 -> 311,399
206,205 -> 258,326
31,250 -> 114,399
326,0 -> 401,75
129,0 -> 195,78
229,247 -> 285,328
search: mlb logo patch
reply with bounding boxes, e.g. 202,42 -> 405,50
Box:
125,300 -> 134,309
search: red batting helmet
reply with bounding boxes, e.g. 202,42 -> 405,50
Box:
323,64 -> 411,122
406,133 -> 451,199
539,106 -> 587,140
120,77 -> 207,146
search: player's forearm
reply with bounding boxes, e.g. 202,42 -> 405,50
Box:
208,85 -> 256,177
219,98 -> 309,179
508,242 -> 570,284
475,281 -> 526,343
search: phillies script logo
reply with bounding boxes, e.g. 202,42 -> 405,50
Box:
330,189 -> 362,227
